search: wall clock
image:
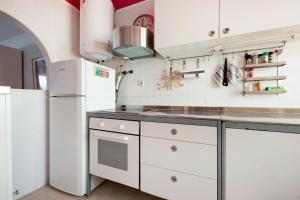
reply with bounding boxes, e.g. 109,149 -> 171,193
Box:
133,14 -> 154,32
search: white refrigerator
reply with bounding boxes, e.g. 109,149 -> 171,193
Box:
49,59 -> 115,196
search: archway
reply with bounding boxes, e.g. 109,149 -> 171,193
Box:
0,11 -> 50,89
0,0 -> 80,63
0,11 -> 50,64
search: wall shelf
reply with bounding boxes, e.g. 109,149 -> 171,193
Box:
244,75 -> 287,82
244,90 -> 287,95
244,61 -> 287,69
243,59 -> 287,96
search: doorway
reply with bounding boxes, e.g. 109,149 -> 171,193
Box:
0,13 -> 48,90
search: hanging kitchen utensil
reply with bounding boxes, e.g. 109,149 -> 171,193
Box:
222,58 -> 229,86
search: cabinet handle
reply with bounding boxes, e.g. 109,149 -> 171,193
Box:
170,129 -> 177,135
208,30 -> 215,37
223,27 -> 230,34
171,145 -> 177,152
171,176 -> 177,183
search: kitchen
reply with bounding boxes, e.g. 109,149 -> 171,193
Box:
1,0 -> 300,200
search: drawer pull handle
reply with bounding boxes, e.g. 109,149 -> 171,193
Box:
170,129 -> 177,135
223,27 -> 230,34
171,145 -> 177,152
171,176 -> 177,183
208,30 -> 215,37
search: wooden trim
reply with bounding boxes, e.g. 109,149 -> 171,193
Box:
244,75 -> 287,82
244,61 -> 287,69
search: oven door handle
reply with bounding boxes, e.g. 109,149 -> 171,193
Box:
93,131 -> 130,143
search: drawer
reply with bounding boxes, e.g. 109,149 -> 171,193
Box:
141,164 -> 217,200
141,137 -> 217,179
141,121 -> 217,145
89,118 -> 139,135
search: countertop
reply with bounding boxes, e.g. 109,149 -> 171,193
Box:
89,106 -> 300,126
0,86 -> 10,94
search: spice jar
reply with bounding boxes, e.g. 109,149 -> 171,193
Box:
246,68 -> 254,78
268,52 -> 274,63
245,53 -> 253,64
261,52 -> 269,63
252,54 -> 258,64
255,82 -> 263,91
258,54 -> 263,63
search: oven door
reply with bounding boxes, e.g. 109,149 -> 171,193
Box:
90,130 -> 139,189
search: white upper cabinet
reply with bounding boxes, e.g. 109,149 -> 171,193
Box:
154,0 -> 219,58
155,0 -> 300,58
220,0 -> 300,38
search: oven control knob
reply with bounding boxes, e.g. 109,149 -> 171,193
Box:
100,122 -> 104,127
120,124 -> 125,130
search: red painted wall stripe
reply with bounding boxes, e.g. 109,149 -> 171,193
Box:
111,0 -> 144,10
65,0 -> 144,10
65,0 -> 80,9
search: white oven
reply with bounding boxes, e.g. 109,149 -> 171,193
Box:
89,118 -> 139,189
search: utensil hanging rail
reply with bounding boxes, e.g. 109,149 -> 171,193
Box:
167,53 -> 214,61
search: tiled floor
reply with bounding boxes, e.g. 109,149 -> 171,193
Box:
19,181 -> 165,200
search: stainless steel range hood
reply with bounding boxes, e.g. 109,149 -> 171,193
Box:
112,26 -> 154,59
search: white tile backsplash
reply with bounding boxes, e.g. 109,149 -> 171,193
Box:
110,40 -> 300,108
154,96 -> 169,105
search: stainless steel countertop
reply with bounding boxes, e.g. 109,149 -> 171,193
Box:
92,106 -> 300,125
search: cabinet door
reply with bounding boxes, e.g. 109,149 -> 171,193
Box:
226,128 -> 300,200
155,0 -> 219,49
220,0 -> 300,38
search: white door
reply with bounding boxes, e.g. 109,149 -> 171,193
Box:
155,0 -> 219,49
49,59 -> 85,96
49,97 -> 87,196
0,94 -> 12,200
220,0 -> 300,38
226,128 -> 300,200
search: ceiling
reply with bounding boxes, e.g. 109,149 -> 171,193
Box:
65,0 -> 144,10
0,16 -> 24,43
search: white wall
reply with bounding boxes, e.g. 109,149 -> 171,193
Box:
0,0 -> 79,63
114,0 -> 154,27
11,90 -> 48,199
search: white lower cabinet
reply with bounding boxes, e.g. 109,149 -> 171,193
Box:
0,91 -> 12,200
226,128 -> 300,200
141,137 -> 217,179
141,122 -> 217,200
141,164 -> 217,200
